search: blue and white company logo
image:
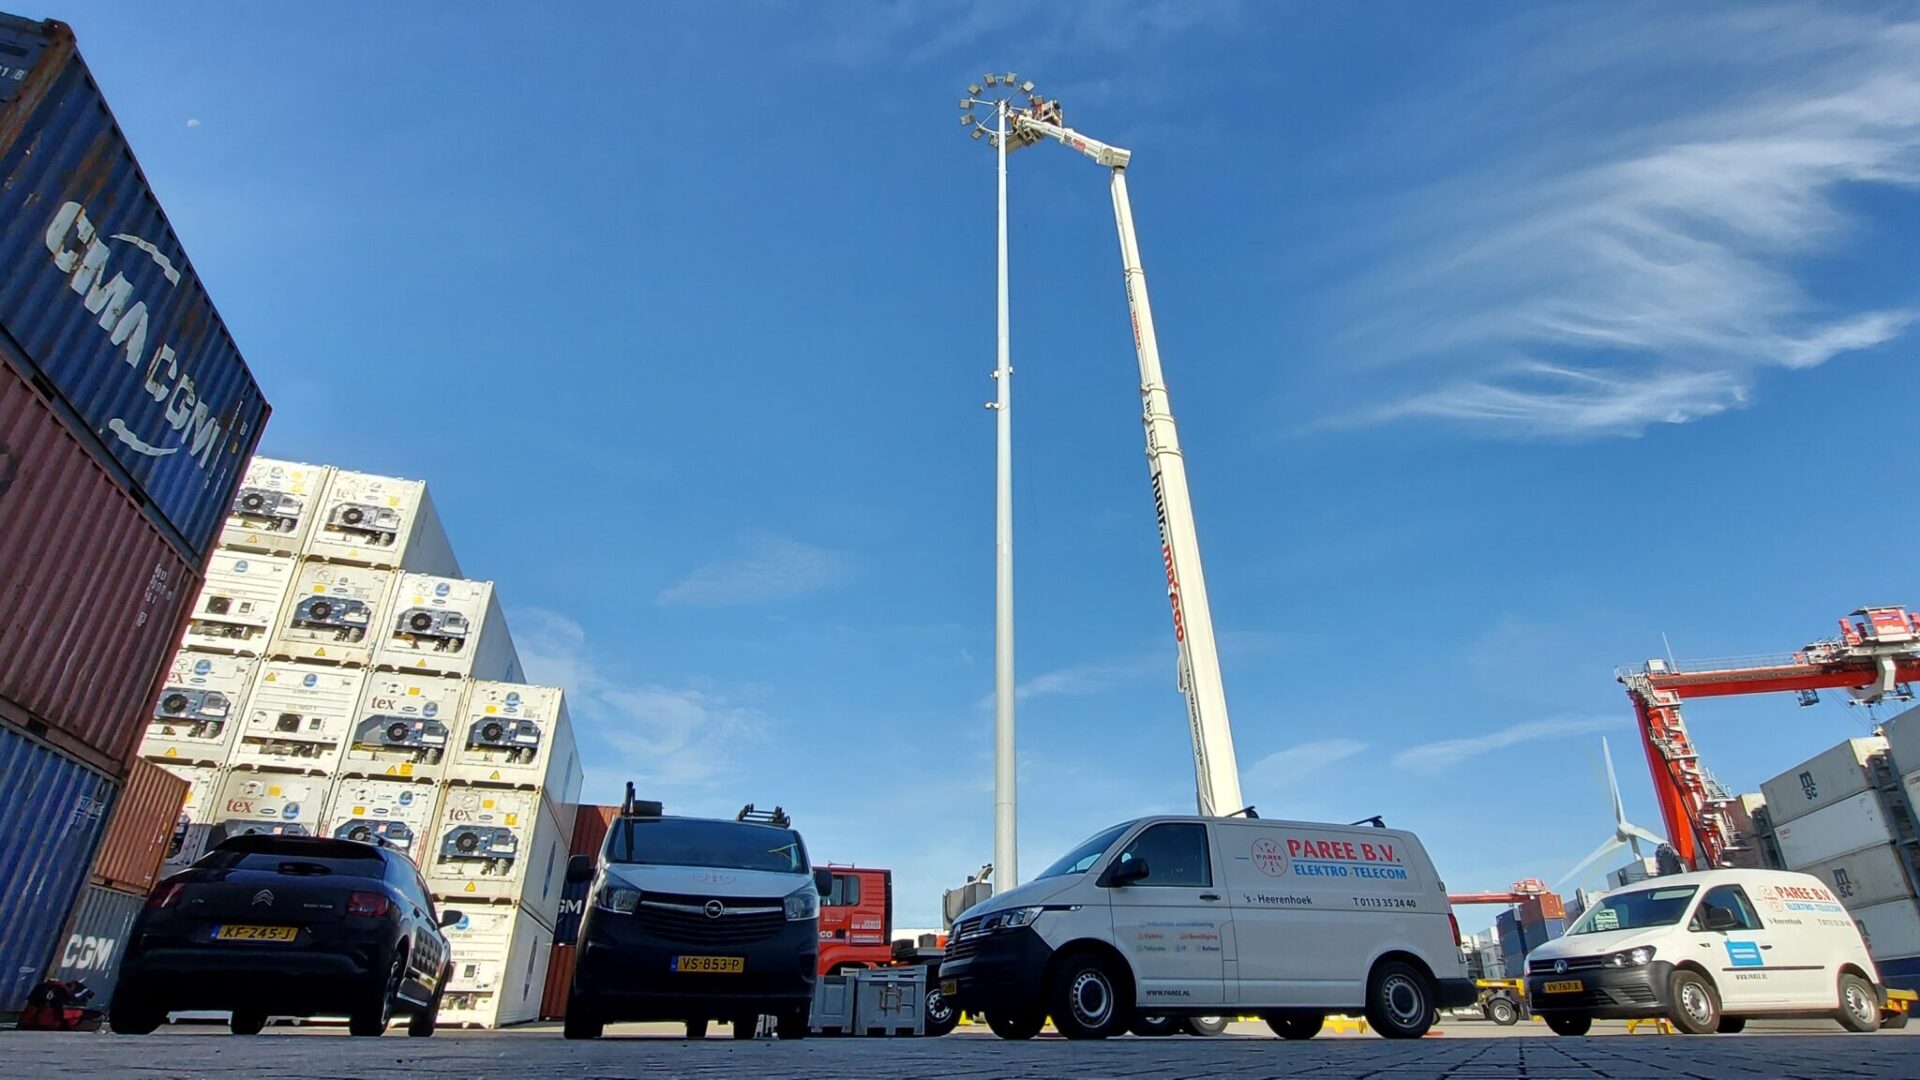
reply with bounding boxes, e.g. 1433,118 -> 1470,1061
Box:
192,659 -> 211,676
506,692 -> 522,708
1725,941 -> 1765,967
302,674 -> 318,687
233,560 -> 249,572
423,702 -> 438,717
434,582 -> 450,597
42,201 -> 225,466
281,803 -> 301,821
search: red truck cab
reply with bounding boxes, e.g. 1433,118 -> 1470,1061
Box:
817,866 -> 893,974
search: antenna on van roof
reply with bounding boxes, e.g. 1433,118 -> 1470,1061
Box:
1350,815 -> 1386,828
737,804 -> 790,828
619,783 -> 663,819
1226,806 -> 1259,819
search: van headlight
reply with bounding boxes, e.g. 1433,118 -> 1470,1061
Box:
595,885 -> 641,914
785,884 -> 819,922
1605,946 -> 1655,968
980,906 -> 1043,933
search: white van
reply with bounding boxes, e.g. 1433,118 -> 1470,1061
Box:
1525,869 -> 1887,1035
940,815 -> 1475,1039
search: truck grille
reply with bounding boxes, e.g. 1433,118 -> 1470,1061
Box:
636,893 -> 785,945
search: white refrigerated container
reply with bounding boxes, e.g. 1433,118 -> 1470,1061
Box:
142,653 -> 256,765
341,673 -> 468,782
220,457 -> 334,556
1774,789 -> 1897,868
305,470 -> 460,576
180,551 -> 299,656
438,904 -> 555,1029
445,683 -> 581,803
424,786 -> 573,923
372,575 -> 522,681
205,768 -> 329,846
1760,736 -> 1888,828
269,561 -> 396,665
322,776 -> 444,867
1800,842 -> 1917,911
228,663 -> 366,775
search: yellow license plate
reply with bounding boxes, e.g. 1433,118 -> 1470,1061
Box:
673,955 -> 744,974
215,924 -> 299,942
940,979 -> 958,996
1543,979 -> 1584,994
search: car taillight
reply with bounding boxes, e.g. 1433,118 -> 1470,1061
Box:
347,891 -> 392,918
1448,913 -> 1462,948
146,882 -> 185,910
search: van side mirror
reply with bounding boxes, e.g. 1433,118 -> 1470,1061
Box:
438,909 -> 463,929
1701,905 -> 1739,932
566,854 -> 596,884
815,868 -> 834,897
1106,857 -> 1150,888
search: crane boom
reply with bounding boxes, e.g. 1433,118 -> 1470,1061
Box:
1013,110 -> 1245,817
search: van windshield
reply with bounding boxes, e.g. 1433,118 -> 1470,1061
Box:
1568,885 -> 1699,934
1035,823 -> 1131,880
607,817 -> 808,874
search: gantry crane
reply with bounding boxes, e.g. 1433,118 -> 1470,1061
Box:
1002,101 -> 1246,817
1620,606 -> 1920,871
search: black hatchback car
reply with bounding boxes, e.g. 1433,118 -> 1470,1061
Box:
110,834 -> 460,1037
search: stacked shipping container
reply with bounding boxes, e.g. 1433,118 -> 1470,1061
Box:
0,14 -> 268,1015
1764,730 -> 1920,991
540,804 -> 617,1020
138,456 -> 581,1027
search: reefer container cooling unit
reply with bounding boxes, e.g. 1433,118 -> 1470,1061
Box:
425,786 -> 572,919
207,768 -> 327,846
306,470 -> 459,577
446,683 -> 581,800
343,673 -> 468,782
440,905 -> 555,1029
143,653 -> 256,766
228,663 -> 365,774
180,551 -> 298,656
373,574 -> 521,681
322,777 -> 443,867
270,561 -> 395,665
220,457 -> 332,556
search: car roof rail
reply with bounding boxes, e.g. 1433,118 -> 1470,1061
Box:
737,804 -> 790,828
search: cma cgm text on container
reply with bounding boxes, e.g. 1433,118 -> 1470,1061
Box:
0,15 -> 268,560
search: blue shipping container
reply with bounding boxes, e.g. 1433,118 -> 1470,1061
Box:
554,876 -> 589,946
0,723 -> 116,1013
0,15 -> 268,560
45,883 -> 144,1004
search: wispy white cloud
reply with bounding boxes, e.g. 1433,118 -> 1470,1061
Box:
656,532 -> 851,607
186,118 -> 202,129
1248,739 -> 1369,787
975,652 -> 1164,709
1334,8 -> 1920,437
1394,717 -> 1619,773
513,607 -> 766,790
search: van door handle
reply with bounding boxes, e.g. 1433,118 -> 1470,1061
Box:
1761,945 -> 1773,950
1199,893 -> 1220,902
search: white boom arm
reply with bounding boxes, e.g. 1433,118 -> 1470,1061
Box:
1013,112 -> 1246,817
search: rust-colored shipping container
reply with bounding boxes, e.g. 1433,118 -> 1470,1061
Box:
90,757 -> 188,893
540,944 -> 576,1020
571,804 -> 617,857
0,360 -> 199,776
1519,892 -> 1566,924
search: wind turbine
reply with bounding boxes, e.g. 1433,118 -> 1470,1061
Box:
1556,737 -> 1666,891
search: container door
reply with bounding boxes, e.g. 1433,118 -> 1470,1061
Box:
1691,883 -> 1786,1006
1104,822 -> 1229,1008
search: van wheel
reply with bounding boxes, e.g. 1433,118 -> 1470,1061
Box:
1545,1014 -> 1591,1036
732,1014 -> 758,1039
1667,970 -> 1721,1035
1837,974 -> 1879,1033
109,994 -> 165,1036
1717,1016 -> 1746,1034
1182,1016 -> 1228,1036
985,1010 -> 1044,1040
229,1010 -> 267,1036
1049,954 -> 1128,1039
1364,960 -> 1435,1039
776,1009 -> 809,1040
924,985 -> 960,1037
1264,1012 -> 1324,1040
1128,1015 -> 1180,1037
563,1001 -> 603,1040
685,1018 -> 707,1039
1486,997 -> 1519,1026
1883,1009 -> 1909,1030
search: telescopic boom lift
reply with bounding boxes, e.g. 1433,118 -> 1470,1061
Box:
1004,103 -> 1246,817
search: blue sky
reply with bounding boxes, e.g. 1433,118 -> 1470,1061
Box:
56,1 -> 1920,928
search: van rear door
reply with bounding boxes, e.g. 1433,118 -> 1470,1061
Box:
1104,821 -> 1230,1008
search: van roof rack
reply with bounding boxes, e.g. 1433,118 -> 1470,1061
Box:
737,804 -> 790,828
621,782 -> 663,819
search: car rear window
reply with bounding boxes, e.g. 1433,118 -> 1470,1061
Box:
199,836 -> 385,874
